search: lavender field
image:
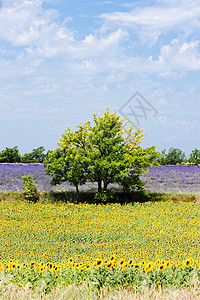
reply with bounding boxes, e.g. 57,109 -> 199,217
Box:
0,163 -> 200,194
140,165 -> 200,194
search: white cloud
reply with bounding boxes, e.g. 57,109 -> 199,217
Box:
98,1 -> 116,4
0,0 -> 72,47
152,39 -> 200,71
100,1 -> 200,42
1,0 -> 200,82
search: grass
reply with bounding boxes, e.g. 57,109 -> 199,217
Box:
1,190 -> 199,204
1,282 -> 200,299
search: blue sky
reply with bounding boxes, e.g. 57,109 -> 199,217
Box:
0,0 -> 200,155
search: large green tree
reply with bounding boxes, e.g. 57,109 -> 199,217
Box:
44,108 -> 160,200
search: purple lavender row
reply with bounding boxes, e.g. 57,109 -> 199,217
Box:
0,163 -> 200,193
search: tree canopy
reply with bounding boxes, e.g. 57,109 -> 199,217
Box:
189,148 -> 200,165
21,146 -> 46,163
0,146 -> 21,163
157,147 -> 187,165
44,108 -> 161,200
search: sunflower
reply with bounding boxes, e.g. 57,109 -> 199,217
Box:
22,262 -> 28,269
184,258 -> 193,268
144,261 -> 154,273
128,259 -> 134,266
156,258 -> 160,266
49,263 -> 54,271
161,259 -> 165,265
30,261 -> 36,269
86,263 -> 91,271
141,260 -> 146,266
55,275 -> 59,279
106,261 -> 113,269
158,264 -> 165,271
68,257 -> 73,264
110,255 -> 115,261
119,258 -> 125,266
96,259 -> 103,268
17,264 -> 21,270
134,263 -> 141,269
54,265 -> 60,272
112,260 -> 117,268
189,258 -> 194,265
75,263 -> 80,269
11,263 -> 16,270
5,264 -> 10,271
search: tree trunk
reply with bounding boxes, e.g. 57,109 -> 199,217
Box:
76,185 -> 79,202
98,179 -> 102,193
103,181 -> 108,191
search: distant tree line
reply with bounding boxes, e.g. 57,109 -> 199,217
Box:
157,147 -> 200,165
0,146 -> 47,163
0,145 -> 200,165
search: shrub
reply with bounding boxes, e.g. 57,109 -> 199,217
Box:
21,176 -> 39,203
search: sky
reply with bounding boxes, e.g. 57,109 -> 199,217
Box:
0,0 -> 200,156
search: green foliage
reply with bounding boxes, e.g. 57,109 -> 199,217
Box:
44,148 -> 87,200
21,146 -> 46,163
21,176 -> 39,203
157,147 -> 187,165
0,146 -> 21,163
94,189 -> 115,203
44,108 -> 161,200
189,148 -> 200,165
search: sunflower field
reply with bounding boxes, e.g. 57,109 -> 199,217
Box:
1,199 -> 200,295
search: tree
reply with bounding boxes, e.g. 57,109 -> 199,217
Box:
189,148 -> 200,165
158,147 -> 186,165
156,149 -> 166,165
21,146 -> 46,163
44,108 -> 161,200
21,176 -> 39,203
0,146 -> 21,163
44,148 -> 87,200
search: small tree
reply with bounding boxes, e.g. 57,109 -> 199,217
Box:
44,108 -> 161,201
189,148 -> 200,165
21,176 -> 39,203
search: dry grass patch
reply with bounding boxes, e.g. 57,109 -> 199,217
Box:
1,284 -> 200,300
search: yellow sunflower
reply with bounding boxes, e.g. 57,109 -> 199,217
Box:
96,259 -> 103,268
106,261 -> 113,270
158,264 -> 165,271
